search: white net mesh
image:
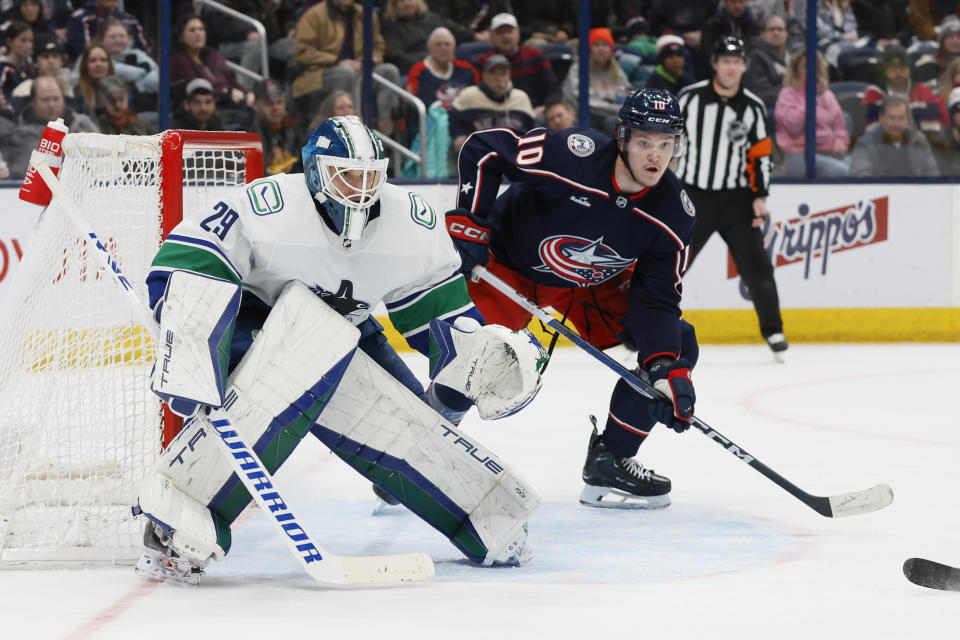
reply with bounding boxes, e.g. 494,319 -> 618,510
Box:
0,132 -> 255,565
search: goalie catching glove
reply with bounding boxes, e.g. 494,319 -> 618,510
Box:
647,357 -> 695,433
150,270 -> 241,418
428,317 -> 548,419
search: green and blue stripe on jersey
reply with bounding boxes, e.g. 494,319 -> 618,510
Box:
147,234 -> 242,318
385,272 -> 484,355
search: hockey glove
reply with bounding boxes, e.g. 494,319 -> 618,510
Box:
428,317 -> 548,419
445,208 -> 491,274
647,357 -> 695,433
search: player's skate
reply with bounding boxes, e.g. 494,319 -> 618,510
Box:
579,417 -> 671,509
134,521 -> 206,586
370,483 -> 401,515
482,523 -> 533,567
766,333 -> 788,363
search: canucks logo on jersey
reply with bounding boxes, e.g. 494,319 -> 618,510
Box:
533,235 -> 634,286
309,280 -> 370,322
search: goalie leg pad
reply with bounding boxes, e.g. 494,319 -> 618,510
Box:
136,468 -> 225,565
312,349 -> 542,564
150,270 -> 242,417
428,317 -> 548,419
138,281 -> 361,544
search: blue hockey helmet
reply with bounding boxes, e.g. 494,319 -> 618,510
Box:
302,115 -> 388,248
616,88 -> 685,158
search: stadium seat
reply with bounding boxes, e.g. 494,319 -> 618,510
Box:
537,43 -> 576,83
455,42 -> 495,66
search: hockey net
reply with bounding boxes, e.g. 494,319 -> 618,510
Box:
0,130 -> 262,566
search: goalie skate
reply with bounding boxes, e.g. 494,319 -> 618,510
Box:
133,522 -> 205,586
579,417 -> 671,510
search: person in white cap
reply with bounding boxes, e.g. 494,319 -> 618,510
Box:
475,12 -> 558,115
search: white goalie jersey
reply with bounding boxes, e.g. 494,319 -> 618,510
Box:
149,174 -> 478,353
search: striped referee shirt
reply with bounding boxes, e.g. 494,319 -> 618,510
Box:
675,79 -> 772,197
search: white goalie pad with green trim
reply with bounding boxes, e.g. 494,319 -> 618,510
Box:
138,280 -> 361,554
312,350 -> 542,564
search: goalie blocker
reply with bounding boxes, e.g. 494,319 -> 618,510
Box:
135,280 -> 541,577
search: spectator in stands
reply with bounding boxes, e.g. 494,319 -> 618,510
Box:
0,21 -> 33,100
97,17 -> 158,111
646,35 -> 694,96
72,42 -> 114,115
544,97 -> 576,130
700,0 -> 761,78
309,88 -> 356,130
747,0 -> 790,23
850,0 -> 911,48
292,0 -> 401,134
251,79 -> 304,176
514,0 -> 577,45
617,18 -> 661,87
449,53 -> 534,154
792,0 -> 866,73
475,12 -> 559,116
909,0 -> 960,42
202,0 -> 299,86
863,45 -> 949,137
647,0 -> 716,57
937,56 -> 960,113
0,0 -> 55,38
381,0 -> 445,76
0,75 -> 98,180
851,95 -> 940,176
95,74 -> 153,135
933,86 -> 960,174
11,33 -> 76,111
561,28 -> 629,128
65,0 -> 149,60
744,14 -> 788,111
171,77 -> 225,131
916,15 -> 960,83
405,27 -> 478,108
936,16 -> 960,83
426,0 -> 512,45
775,48 -> 851,177
170,13 -> 249,108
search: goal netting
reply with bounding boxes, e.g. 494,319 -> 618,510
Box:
0,130 -> 262,566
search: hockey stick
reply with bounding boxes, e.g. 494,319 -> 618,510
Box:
30,154 -> 434,585
471,265 -> 893,518
903,558 -> 960,591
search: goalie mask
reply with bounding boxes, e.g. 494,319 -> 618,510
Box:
302,115 -> 389,248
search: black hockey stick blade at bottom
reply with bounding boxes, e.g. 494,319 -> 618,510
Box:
903,558 -> 960,591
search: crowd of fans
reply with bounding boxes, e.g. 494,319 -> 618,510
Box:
3,0 -> 960,180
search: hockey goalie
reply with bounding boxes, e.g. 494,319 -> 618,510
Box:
134,115 -> 547,584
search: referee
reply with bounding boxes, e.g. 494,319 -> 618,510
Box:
675,36 -> 788,359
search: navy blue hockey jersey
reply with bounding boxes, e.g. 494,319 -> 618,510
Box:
455,126 -> 696,362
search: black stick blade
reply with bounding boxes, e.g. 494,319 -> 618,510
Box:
903,558 -> 960,592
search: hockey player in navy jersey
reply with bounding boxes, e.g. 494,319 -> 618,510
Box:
448,88 -> 699,509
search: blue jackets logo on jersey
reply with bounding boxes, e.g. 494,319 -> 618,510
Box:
533,235 -> 634,286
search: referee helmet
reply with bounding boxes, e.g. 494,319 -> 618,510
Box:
712,35 -> 746,61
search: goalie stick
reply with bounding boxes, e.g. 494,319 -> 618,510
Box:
30,155 -> 434,586
903,558 -> 960,592
471,265 -> 893,519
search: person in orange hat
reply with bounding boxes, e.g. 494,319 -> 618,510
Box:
561,27 -> 630,128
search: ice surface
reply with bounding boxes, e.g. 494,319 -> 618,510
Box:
2,343 -> 958,639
